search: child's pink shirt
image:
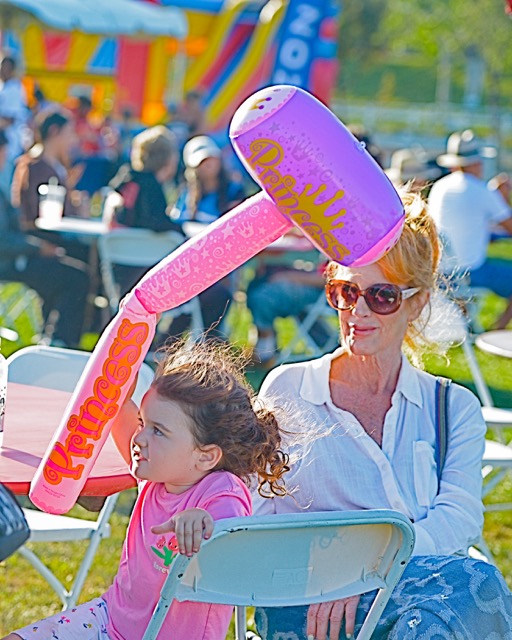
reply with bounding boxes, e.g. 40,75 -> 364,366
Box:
103,471 -> 252,639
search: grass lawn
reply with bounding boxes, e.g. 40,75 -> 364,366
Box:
1,241 -> 512,635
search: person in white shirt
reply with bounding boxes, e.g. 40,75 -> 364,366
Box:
252,190 -> 512,640
0,55 -> 27,172
428,129 -> 512,329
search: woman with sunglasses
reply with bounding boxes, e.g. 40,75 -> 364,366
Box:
252,190 -> 512,639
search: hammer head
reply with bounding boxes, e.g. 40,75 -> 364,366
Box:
230,85 -> 404,266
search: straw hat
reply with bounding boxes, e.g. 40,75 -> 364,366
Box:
385,148 -> 442,184
437,129 -> 482,168
183,135 -> 221,169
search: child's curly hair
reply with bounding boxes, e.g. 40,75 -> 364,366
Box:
152,339 -> 290,497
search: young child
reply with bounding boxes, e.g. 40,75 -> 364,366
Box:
4,340 -> 290,640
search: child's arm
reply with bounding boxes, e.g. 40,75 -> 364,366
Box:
152,508 -> 214,557
110,377 -> 142,465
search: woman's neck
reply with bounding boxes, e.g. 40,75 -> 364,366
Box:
331,349 -> 403,396
41,145 -> 59,166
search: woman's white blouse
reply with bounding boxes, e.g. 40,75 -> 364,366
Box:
253,349 -> 486,556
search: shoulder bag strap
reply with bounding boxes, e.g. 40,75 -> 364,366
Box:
435,376 -> 452,490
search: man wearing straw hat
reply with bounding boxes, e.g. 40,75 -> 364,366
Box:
428,129 -> 512,329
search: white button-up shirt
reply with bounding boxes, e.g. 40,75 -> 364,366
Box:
0,77 -> 27,160
253,349 -> 486,556
428,171 -> 510,271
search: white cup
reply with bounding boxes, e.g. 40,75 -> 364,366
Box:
38,180 -> 66,225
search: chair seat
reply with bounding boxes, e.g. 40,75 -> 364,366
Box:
23,509 -> 108,542
482,406 -> 512,428
483,440 -> 512,466
476,331 -> 512,359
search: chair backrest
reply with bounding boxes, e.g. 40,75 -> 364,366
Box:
98,228 -> 185,312
99,228 -> 184,268
423,290 -> 495,407
143,509 -> 415,640
277,290 -> 338,364
7,345 -> 154,405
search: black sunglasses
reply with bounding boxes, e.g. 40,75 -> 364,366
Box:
325,280 -> 420,316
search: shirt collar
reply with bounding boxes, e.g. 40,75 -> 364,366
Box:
299,349 -> 423,409
395,354 -> 423,408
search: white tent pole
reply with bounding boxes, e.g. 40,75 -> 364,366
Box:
167,39 -> 187,110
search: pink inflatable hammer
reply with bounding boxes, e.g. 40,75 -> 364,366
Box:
29,85 -> 404,515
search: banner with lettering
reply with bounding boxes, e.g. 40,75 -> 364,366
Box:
271,0 -> 329,90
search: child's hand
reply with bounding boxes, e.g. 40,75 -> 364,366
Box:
151,508 -> 214,557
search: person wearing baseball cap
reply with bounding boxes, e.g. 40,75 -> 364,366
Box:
182,135 -> 221,169
172,134 -> 246,224
428,129 -> 512,329
166,134 -> 247,340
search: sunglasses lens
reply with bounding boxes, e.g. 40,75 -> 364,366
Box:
365,284 -> 402,315
327,282 -> 359,310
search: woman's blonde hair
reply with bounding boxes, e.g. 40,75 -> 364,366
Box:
379,189 -> 442,362
378,190 -> 441,290
130,125 -> 177,174
326,188 -> 443,364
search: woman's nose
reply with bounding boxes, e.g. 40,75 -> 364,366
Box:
353,293 -> 371,316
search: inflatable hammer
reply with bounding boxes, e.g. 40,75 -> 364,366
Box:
30,85 -> 404,513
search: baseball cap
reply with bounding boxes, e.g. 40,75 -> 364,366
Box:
183,135 -> 221,169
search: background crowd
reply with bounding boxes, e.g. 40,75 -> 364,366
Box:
1,3 -> 512,632
1,48 -> 510,364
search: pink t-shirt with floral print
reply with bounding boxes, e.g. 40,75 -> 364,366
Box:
103,471 -> 252,639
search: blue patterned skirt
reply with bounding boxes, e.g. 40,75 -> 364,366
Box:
255,556 -> 512,639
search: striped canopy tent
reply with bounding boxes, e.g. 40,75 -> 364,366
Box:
0,0 -> 188,121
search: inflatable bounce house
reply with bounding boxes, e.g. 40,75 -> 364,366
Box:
0,0 -> 340,132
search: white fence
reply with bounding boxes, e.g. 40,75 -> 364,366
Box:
332,101 -> 512,172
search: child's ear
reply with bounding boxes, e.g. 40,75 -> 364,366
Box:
196,444 -> 223,471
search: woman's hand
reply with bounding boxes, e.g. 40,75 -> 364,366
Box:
307,595 -> 360,640
152,508 -> 214,557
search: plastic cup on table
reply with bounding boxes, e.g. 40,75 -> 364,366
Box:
38,178 -> 66,225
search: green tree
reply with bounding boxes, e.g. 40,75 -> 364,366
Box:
336,0 -> 390,98
337,0 -> 389,63
381,0 -> 512,105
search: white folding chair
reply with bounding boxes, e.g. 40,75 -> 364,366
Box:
277,290 -> 339,364
434,296 -> 512,561
6,345 -> 154,609
6,344 -> 153,406
98,228 -> 204,339
143,509 -> 415,640
0,325 -> 18,342
471,331 -> 512,514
